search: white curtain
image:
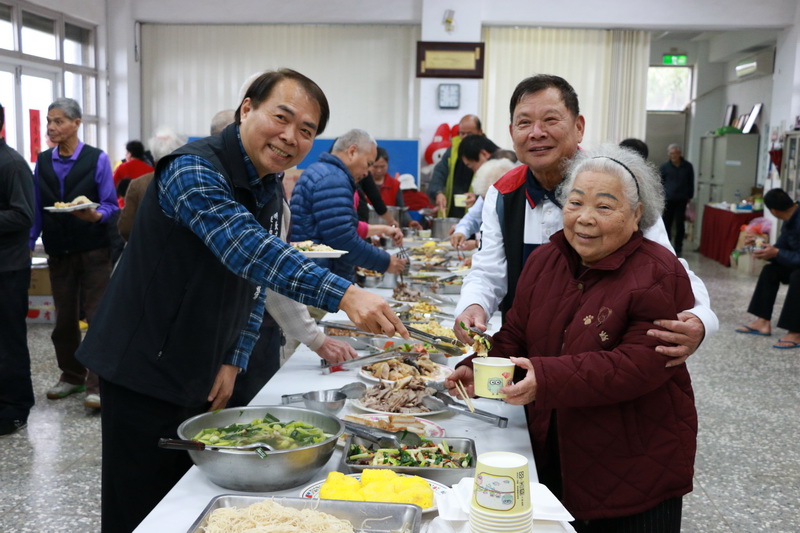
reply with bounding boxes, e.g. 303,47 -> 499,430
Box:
481,27 -> 650,151
140,24 -> 420,140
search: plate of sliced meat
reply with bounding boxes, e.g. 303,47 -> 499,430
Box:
349,377 -> 446,416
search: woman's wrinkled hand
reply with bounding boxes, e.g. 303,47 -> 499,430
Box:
500,356 -> 537,405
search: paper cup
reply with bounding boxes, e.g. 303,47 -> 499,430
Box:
454,194 -> 468,207
473,357 -> 515,399
471,451 -> 531,516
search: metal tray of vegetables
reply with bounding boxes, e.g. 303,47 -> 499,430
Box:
339,435 -> 476,485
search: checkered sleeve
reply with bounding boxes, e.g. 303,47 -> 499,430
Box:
158,155 -> 351,367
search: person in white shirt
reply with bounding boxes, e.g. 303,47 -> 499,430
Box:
452,74 -> 717,365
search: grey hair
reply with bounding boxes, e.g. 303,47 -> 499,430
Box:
331,129 -> 376,153
49,98 -> 82,120
471,159 -> 518,197
210,109 -> 235,135
557,143 -> 665,230
667,143 -> 682,152
148,127 -> 186,163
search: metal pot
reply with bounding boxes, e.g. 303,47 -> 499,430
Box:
368,205 -> 404,225
176,405 -> 343,492
377,272 -> 397,289
431,217 -> 461,240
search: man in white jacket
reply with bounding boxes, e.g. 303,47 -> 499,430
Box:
453,74 -> 717,366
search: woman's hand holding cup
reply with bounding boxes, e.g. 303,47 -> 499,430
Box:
500,356 -> 537,405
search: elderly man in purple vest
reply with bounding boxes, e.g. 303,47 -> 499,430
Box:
29,97 -> 117,410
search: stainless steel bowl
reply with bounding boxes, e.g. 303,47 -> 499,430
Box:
177,405 -> 344,492
302,390 -> 346,415
356,272 -> 384,288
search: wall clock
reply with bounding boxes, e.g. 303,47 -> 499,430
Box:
437,83 -> 460,109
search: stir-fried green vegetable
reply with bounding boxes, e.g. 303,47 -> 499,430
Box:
192,415 -> 330,450
347,440 -> 473,469
460,321 -> 492,354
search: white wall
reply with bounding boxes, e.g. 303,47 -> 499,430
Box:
124,0 -> 796,29
417,0 -> 483,166
22,0 -> 800,162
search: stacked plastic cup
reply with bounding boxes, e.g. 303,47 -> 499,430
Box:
470,451 -> 533,532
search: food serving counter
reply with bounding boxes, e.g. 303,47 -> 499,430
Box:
133,290 -> 538,532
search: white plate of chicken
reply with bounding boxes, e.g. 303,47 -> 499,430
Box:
359,354 -> 453,384
350,377 -> 447,415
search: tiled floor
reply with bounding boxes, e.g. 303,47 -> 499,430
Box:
0,250 -> 798,532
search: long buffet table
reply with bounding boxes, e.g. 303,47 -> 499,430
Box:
133,292 -> 538,532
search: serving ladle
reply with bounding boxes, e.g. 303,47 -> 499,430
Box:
158,438 -> 275,458
280,382 -> 367,415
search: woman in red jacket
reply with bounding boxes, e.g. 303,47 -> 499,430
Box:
448,144 -> 697,532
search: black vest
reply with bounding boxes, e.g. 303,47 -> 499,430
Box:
37,145 -> 109,255
500,186 -> 528,315
77,124 -> 280,407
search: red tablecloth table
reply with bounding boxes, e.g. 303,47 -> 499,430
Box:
698,205 -> 761,266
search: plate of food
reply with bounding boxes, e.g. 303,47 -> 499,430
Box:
337,413 -> 445,446
300,471 -> 448,514
291,240 -> 349,258
44,195 -> 100,212
350,378 -> 447,416
359,353 -> 453,384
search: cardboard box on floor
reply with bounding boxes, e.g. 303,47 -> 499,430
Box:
737,251 -> 768,276
27,295 -> 56,323
29,265 -> 52,296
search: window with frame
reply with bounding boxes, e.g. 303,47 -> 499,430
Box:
646,66 -> 692,111
0,1 -> 98,158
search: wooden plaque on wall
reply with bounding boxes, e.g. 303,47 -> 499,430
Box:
416,41 -> 485,79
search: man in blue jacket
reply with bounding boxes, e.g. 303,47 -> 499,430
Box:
736,188 -> 800,349
290,128 -> 407,280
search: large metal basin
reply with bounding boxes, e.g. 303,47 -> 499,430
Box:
177,405 -> 343,492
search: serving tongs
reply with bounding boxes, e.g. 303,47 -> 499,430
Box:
386,299 -> 455,318
422,392 -> 508,428
320,349 -> 413,373
158,438 -> 274,458
342,420 -> 423,447
398,311 -> 455,323
404,325 -> 467,357
317,320 -> 392,339
423,293 -> 457,306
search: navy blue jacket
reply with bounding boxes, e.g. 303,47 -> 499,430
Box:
290,152 -> 390,279
775,205 -> 800,268
659,159 -> 694,201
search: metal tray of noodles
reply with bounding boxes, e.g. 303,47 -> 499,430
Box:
188,494 -> 421,532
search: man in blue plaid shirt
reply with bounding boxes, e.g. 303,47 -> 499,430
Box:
78,69 -> 407,533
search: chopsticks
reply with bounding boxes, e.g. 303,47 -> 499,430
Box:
454,380 -> 475,413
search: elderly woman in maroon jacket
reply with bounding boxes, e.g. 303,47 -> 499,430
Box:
447,144 -> 697,532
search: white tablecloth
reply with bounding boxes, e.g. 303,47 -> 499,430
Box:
133,302 -> 539,532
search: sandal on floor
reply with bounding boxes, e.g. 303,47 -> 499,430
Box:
735,325 -> 771,336
773,340 -> 800,350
